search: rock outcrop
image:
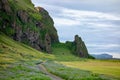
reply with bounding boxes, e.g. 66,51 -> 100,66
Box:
74,35 -> 89,58
17,10 -> 29,23
0,0 -> 11,13
0,0 -> 58,53
45,33 -> 52,53
36,7 -> 59,43
66,35 -> 89,58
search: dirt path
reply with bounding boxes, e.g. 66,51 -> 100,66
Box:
38,63 -> 63,80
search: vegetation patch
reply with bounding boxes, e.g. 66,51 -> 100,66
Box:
51,43 -> 88,61
44,61 -> 113,80
60,60 -> 120,79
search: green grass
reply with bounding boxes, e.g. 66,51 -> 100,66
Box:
0,34 -> 120,80
60,60 -> 120,79
9,0 -> 35,11
45,43 -> 120,80
0,61 -> 51,80
44,61 -> 115,80
0,34 -> 54,80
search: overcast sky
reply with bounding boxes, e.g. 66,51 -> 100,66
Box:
31,0 -> 120,58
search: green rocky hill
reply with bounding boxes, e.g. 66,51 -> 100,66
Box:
0,0 -> 59,53
0,0 -> 91,58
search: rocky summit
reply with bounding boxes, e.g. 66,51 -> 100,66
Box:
0,0 -> 90,58
74,35 -> 89,58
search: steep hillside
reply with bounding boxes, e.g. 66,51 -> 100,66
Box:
0,0 -> 91,58
0,0 -> 59,53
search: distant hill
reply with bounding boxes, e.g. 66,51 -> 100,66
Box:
91,53 -> 113,59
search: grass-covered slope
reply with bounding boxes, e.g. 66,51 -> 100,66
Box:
0,34 -> 54,80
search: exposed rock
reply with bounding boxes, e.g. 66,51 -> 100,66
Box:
0,1 -> 2,10
13,24 -> 22,41
36,7 -> 59,43
36,21 -> 43,29
11,20 -> 42,51
45,33 -> 52,53
66,35 -> 89,58
0,0 -> 60,53
0,0 -> 11,13
17,10 -> 29,23
0,0 -> 59,54
74,35 -> 89,58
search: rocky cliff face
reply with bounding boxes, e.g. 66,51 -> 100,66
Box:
0,0 -> 59,53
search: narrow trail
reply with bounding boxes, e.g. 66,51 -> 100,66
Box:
38,63 -> 63,80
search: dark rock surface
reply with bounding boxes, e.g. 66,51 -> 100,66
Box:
0,0 -> 11,13
17,10 -> 29,23
45,33 -> 52,53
